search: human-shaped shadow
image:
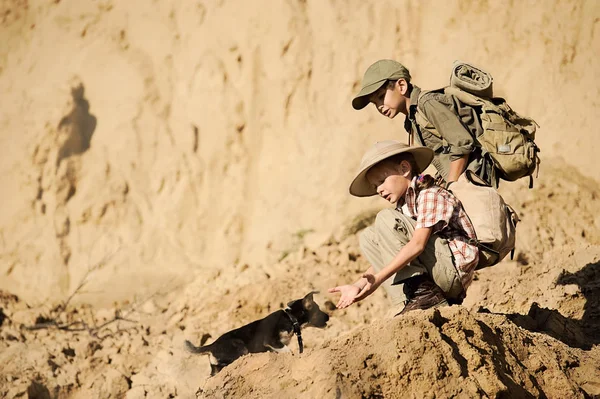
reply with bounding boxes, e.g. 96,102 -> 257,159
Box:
481,261 -> 599,350
56,83 -> 97,166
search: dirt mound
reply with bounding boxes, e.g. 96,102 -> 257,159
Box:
464,244 -> 600,351
201,307 -> 599,399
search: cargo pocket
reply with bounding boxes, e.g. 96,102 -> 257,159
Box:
394,218 -> 409,236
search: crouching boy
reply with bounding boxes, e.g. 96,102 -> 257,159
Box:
328,140 -> 479,315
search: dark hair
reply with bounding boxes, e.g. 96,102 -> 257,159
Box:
386,153 -> 435,195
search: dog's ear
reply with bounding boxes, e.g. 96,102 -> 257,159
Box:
290,292 -> 319,308
302,291 -> 320,309
304,291 -> 319,301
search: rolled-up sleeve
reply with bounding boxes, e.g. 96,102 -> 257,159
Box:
420,96 -> 474,161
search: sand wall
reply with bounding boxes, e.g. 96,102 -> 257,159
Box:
0,0 -> 598,303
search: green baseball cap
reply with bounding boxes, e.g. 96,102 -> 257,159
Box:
352,60 -> 411,110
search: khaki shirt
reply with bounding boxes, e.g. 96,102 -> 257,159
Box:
404,86 -> 485,182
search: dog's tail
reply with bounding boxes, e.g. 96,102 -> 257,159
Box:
184,340 -> 210,354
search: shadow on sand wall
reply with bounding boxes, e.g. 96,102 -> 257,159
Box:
481,261 -> 600,350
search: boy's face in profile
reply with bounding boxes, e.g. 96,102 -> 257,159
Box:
366,160 -> 411,205
368,79 -> 408,119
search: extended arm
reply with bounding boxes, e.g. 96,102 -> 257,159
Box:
329,227 -> 432,308
354,227 -> 432,302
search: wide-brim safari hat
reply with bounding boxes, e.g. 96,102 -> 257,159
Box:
349,140 -> 434,197
352,60 -> 412,110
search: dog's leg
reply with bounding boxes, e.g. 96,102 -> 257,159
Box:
207,339 -> 249,375
265,344 -> 292,354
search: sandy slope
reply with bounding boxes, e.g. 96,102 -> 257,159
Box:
1,0 -> 599,398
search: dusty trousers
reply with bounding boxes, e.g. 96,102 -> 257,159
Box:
359,208 -> 464,309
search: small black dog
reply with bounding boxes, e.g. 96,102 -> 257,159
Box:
184,291 -> 329,375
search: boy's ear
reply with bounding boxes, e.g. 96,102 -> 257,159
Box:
400,160 -> 411,177
396,78 -> 409,96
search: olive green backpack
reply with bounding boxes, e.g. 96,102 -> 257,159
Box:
415,62 -> 541,188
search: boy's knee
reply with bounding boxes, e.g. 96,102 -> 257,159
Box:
359,225 -> 377,249
375,209 -> 412,236
374,209 -> 398,230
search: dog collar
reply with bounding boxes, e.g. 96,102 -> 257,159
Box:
284,308 -> 304,354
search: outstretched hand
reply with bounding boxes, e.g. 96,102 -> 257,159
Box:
354,272 -> 381,302
327,285 -> 360,309
328,272 -> 382,309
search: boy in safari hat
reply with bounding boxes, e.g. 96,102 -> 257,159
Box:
352,60 -> 490,188
328,140 -> 479,314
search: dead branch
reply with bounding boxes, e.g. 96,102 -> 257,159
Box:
57,245 -> 121,313
23,245 -> 132,338
24,312 -> 138,337
22,245 -> 180,340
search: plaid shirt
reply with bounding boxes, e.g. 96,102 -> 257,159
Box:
401,176 -> 479,290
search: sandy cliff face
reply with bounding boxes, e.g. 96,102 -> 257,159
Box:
0,0 -> 598,303
0,1 -> 599,398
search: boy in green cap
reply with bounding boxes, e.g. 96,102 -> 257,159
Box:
328,140 -> 479,315
352,59 -> 490,188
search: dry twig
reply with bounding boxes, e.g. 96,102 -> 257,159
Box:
23,246 -> 135,338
